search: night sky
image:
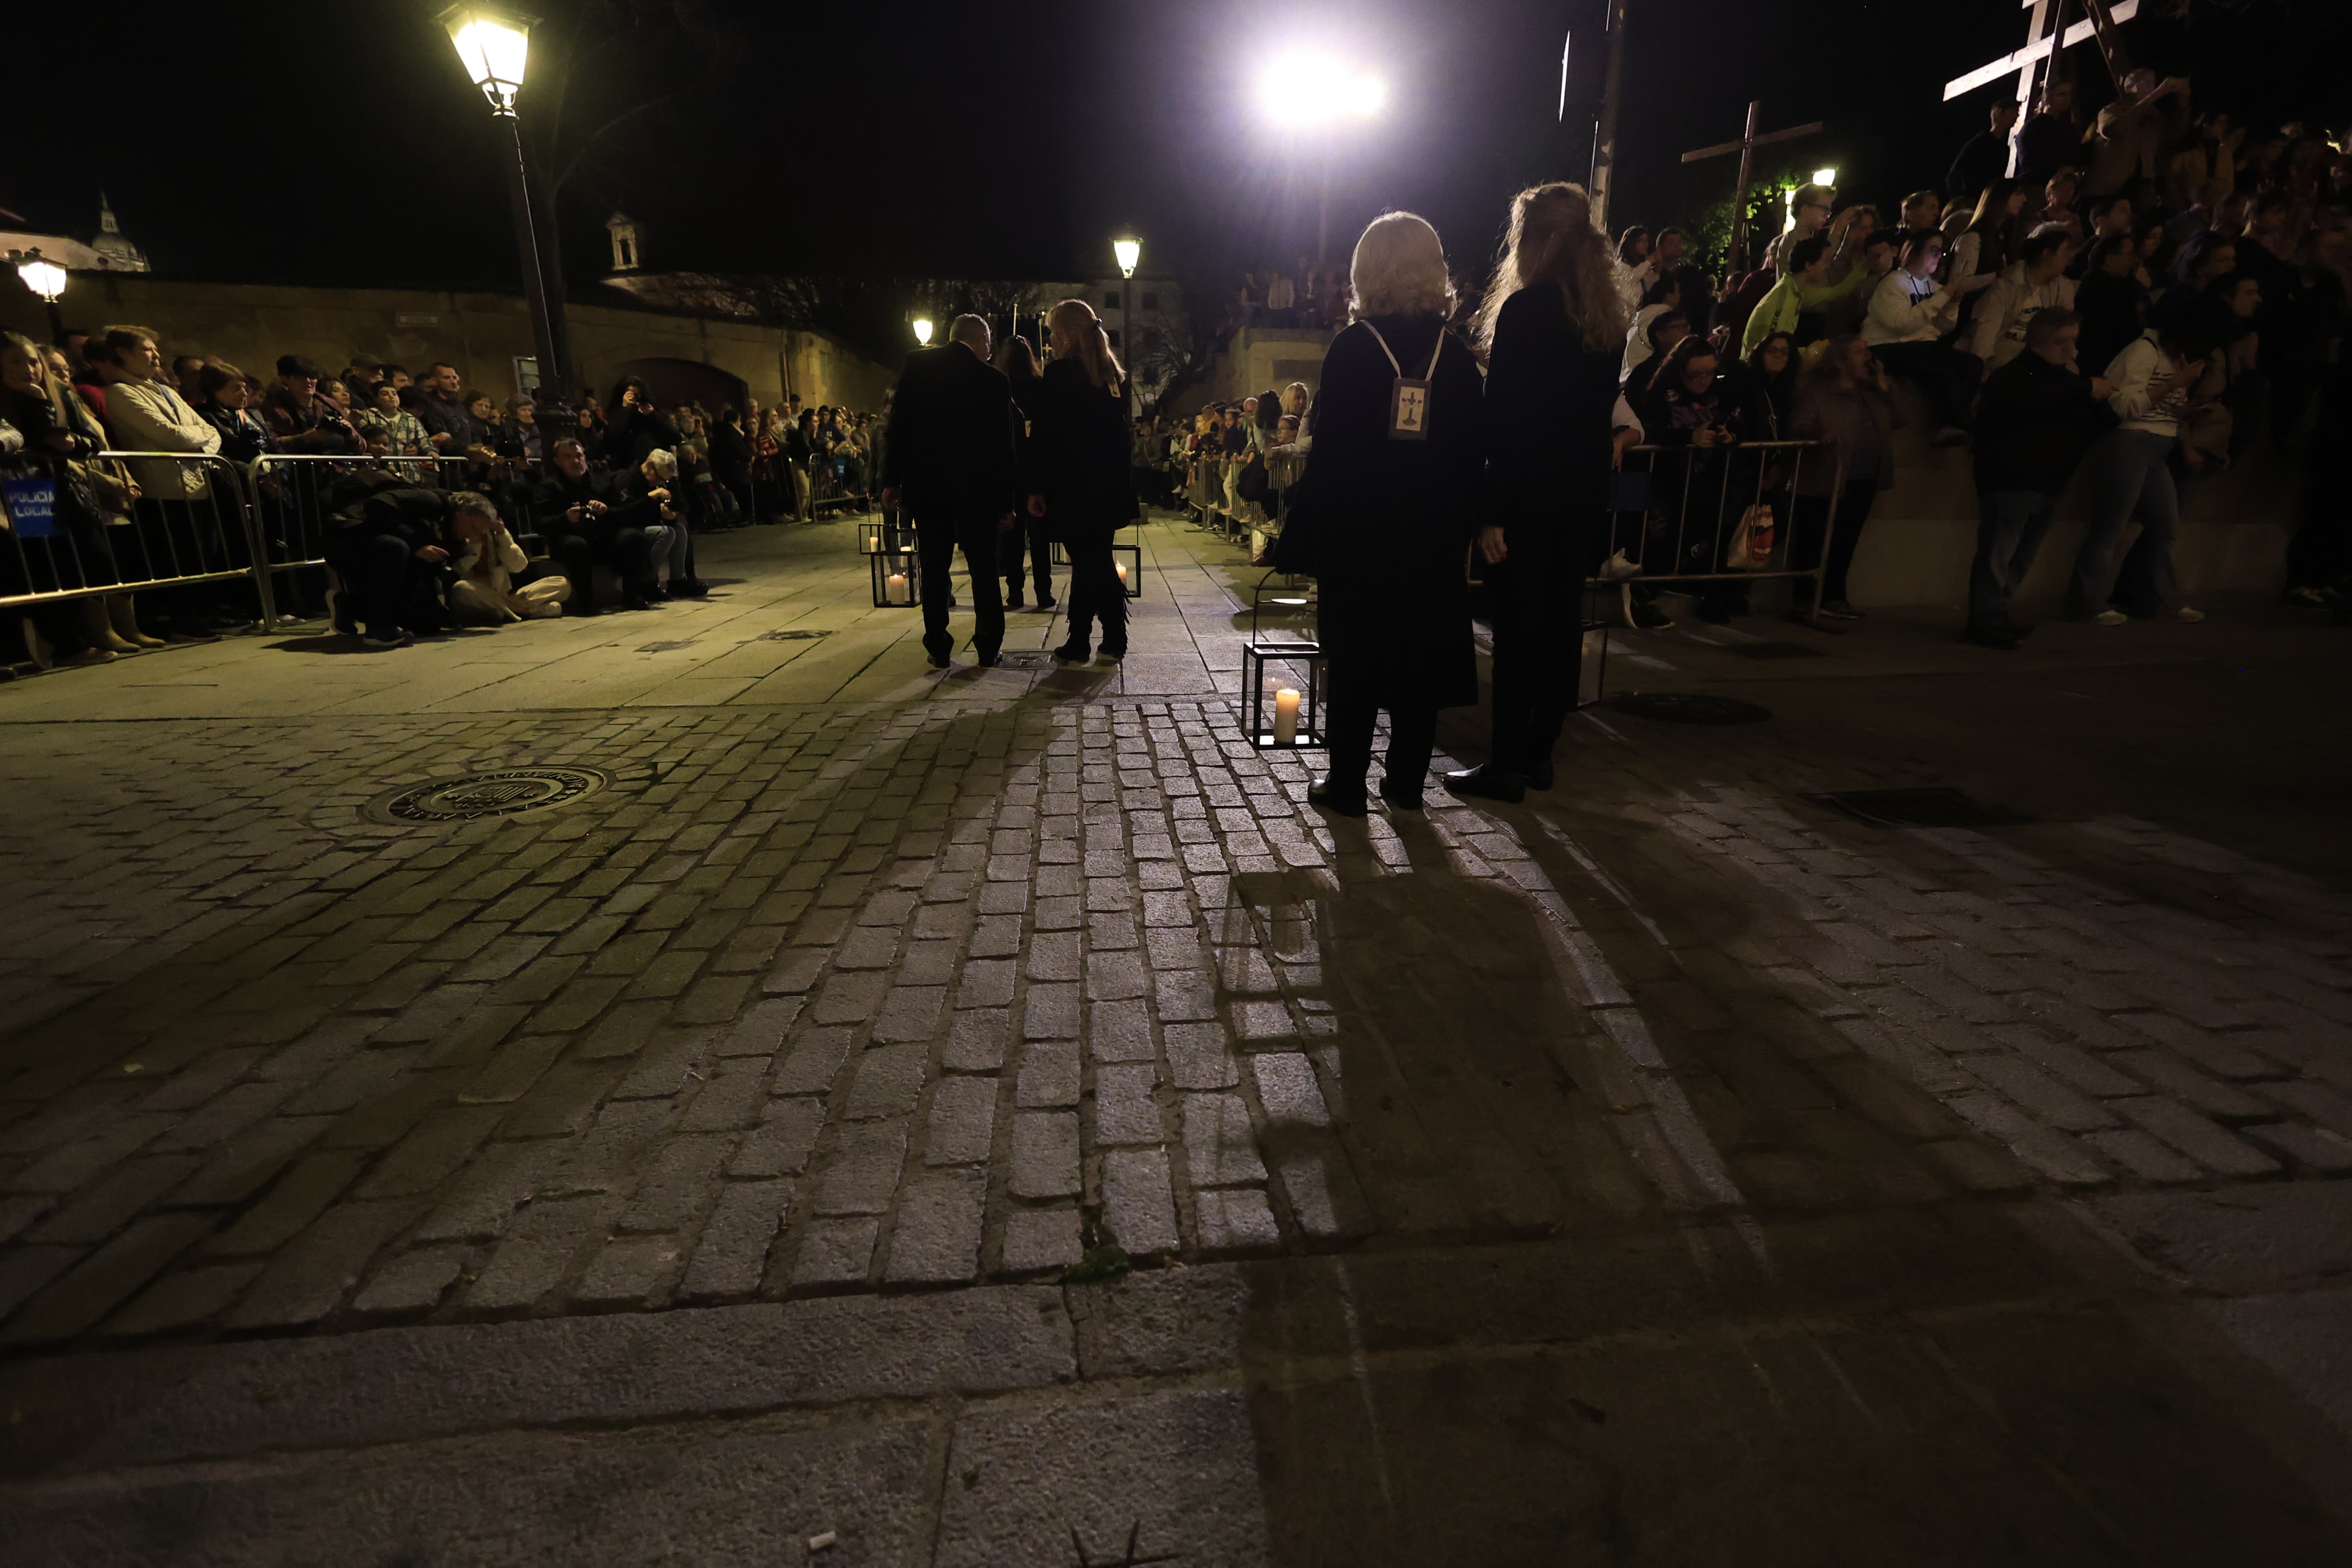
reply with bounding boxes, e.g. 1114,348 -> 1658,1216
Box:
14,0 -> 2343,309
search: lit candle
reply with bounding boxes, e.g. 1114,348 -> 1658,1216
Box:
1272,687 -> 1300,746
1115,561 -> 1130,585
886,571 -> 909,605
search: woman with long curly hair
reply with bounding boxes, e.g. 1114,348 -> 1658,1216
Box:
1447,182 -> 1626,804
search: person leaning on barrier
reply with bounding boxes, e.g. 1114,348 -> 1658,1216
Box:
89,323 -> 238,641
531,436 -> 655,615
1447,182 -> 1625,806
321,473 -> 469,647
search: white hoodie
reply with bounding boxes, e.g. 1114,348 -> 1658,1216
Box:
1861,270 -> 1957,346
2103,330 -> 2189,436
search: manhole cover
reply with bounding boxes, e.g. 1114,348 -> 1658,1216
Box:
1811,787 -> 2034,828
368,767 -> 609,824
1606,692 -> 1772,725
758,629 -> 830,641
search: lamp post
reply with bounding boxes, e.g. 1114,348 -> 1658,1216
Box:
1254,52 -> 1385,265
1113,236 -> 1141,411
911,317 -> 934,346
439,5 -> 570,423
12,251 -> 67,346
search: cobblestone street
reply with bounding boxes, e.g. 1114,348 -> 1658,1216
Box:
3,513 -> 2349,1562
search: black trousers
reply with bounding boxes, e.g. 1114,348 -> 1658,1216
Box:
550,526 -> 654,609
1788,482 -> 1881,604
1327,696 -> 1437,799
1485,548 -> 1582,775
323,531 -> 432,636
1872,341 -> 1983,431
1003,519 -> 1053,605
1062,524 -> 1127,652
917,513 -> 1005,661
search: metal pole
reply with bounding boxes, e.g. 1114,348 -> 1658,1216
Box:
1121,272 -> 1135,416
1317,146 -> 1333,270
1589,0 -> 1630,228
498,108 -> 569,425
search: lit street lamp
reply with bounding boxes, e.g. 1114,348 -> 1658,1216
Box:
1253,51 -> 1385,266
1112,237 -> 1141,411
440,4 -> 570,423
911,317 -> 934,346
1812,167 -> 1839,188
12,250 -> 68,345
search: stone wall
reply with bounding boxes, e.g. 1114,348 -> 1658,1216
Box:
0,277 -> 900,413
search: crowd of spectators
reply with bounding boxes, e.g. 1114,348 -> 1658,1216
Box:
0,324 -> 885,665
1593,70 -> 2350,640
1224,263 -> 1352,334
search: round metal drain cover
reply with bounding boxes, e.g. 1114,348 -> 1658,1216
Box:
1606,692 -> 1772,725
370,767 -> 608,824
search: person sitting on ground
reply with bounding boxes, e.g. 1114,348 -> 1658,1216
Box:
1965,307 -> 2114,648
322,473 -> 465,646
613,447 -> 705,598
531,436 -> 655,614
447,497 -> 567,624
1862,231 -> 1980,443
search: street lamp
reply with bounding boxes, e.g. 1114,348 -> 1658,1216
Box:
1252,50 -> 1385,264
911,317 -> 934,345
1812,167 -> 1839,188
1112,237 -> 1141,411
439,4 -> 570,423
12,250 -> 67,345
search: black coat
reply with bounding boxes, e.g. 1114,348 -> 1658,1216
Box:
1022,358 -> 1136,534
882,342 -> 1020,519
1483,285 -> 1621,572
531,468 -> 622,541
1290,313 -> 1485,712
351,487 -> 456,552
1973,351 -> 2112,495
605,405 -> 681,470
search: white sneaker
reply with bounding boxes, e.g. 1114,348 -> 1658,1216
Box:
2175,606 -> 2205,623
2092,610 -> 2128,627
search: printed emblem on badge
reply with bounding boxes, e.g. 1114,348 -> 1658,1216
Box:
1389,377 -> 1430,441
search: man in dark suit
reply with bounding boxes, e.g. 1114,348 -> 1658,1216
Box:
882,314 -> 1021,668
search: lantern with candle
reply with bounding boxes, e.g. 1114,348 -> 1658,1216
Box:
1241,640 -> 1325,750
870,543 -> 922,607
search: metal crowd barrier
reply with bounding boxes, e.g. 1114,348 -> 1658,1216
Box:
0,452 -> 267,613
1595,440 -> 1844,619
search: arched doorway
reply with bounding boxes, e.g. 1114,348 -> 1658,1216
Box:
602,357 -> 750,418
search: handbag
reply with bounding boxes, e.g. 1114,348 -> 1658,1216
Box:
1726,503 -> 1776,570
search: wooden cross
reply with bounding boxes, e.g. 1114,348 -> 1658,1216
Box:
1680,100 -> 1824,274
1943,0 -> 2141,175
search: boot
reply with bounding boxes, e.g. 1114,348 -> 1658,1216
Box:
87,599 -> 139,655
108,595 -> 164,649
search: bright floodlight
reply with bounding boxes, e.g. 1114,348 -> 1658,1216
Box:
1255,51 -> 1386,128
1113,237 -> 1142,278
441,5 -> 534,113
912,317 -> 934,345
14,252 -> 66,303
1812,167 -> 1838,187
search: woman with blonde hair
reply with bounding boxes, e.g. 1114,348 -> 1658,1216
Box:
1282,211 -> 1486,815
1027,299 -> 1136,662
1448,182 -> 1625,804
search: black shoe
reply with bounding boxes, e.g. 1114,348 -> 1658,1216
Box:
360,626 -> 413,649
1377,781 -> 1425,812
924,643 -> 952,670
1036,595 -> 1058,611
1308,777 -> 1369,817
1052,640 -> 1091,665
567,600 -> 602,618
672,578 -> 710,599
1630,600 -> 1673,629
1100,643 -> 1127,661
1963,623 -> 2024,650
976,651 -> 1001,668
1444,763 -> 1526,804
1526,756 -> 1555,791
1006,593 -> 1026,610
1818,600 -> 1866,620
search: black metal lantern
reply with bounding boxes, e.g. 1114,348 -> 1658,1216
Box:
1112,539 -> 1142,599
859,514 -> 911,555
871,544 -> 921,608
1241,640 -> 1326,750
